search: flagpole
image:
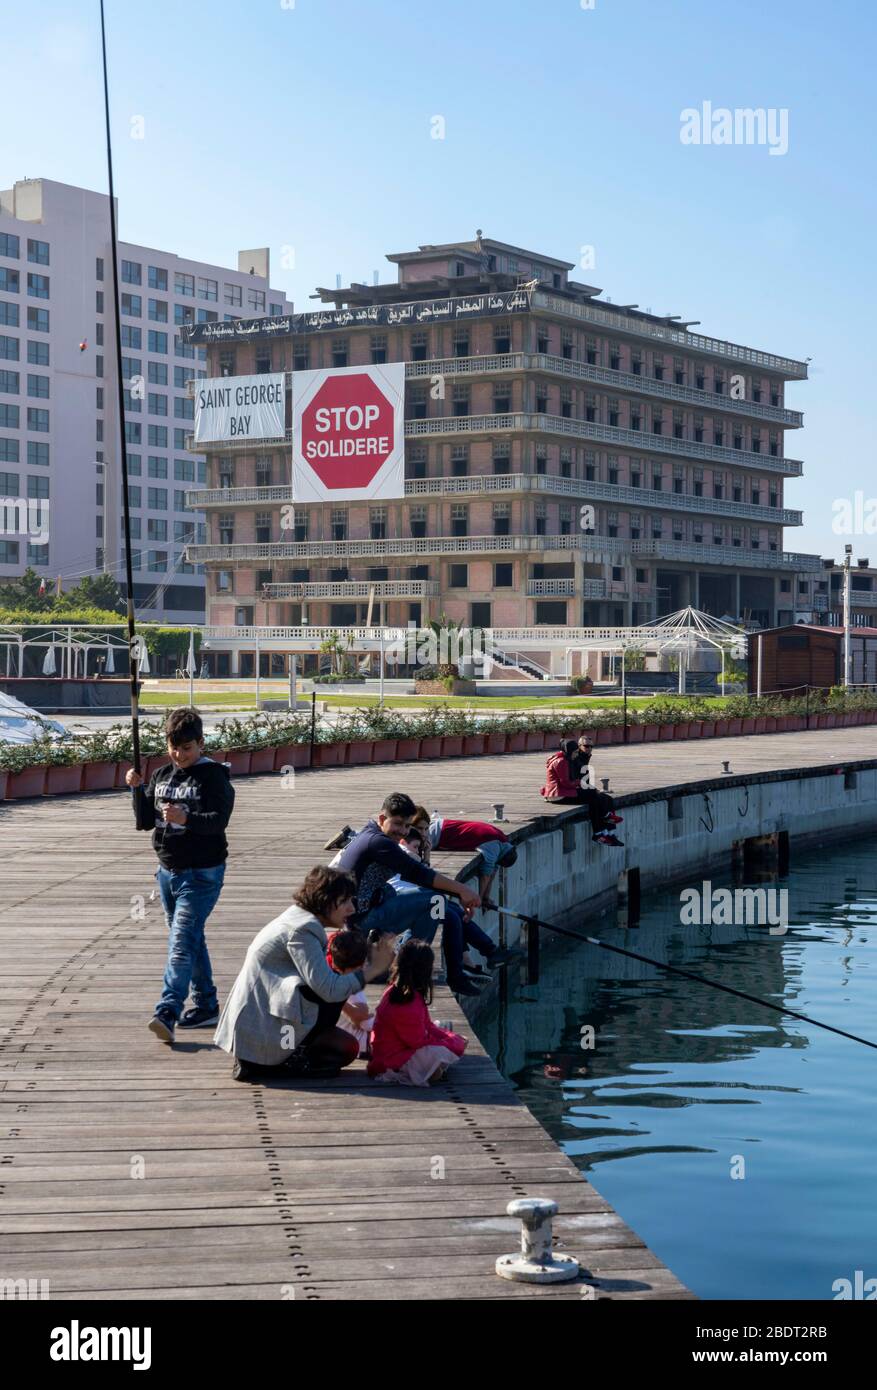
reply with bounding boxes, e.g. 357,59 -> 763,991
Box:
99,0 -> 143,816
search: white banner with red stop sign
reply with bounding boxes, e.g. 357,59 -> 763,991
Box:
291,362 -> 406,502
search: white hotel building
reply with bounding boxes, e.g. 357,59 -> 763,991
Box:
0,178 -> 292,622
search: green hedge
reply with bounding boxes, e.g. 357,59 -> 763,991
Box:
2,688 -> 875,772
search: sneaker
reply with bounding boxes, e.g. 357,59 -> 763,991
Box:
447,976 -> 484,998
232,1057 -> 254,1082
595,833 -> 624,848
179,1004 -> 220,1029
323,825 -> 354,852
487,945 -> 526,968
462,962 -> 490,980
606,813 -> 624,825
148,1007 -> 176,1044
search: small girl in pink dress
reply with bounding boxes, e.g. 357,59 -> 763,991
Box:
367,939 -> 467,1086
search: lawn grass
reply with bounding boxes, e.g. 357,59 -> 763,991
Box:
139,689 -> 733,713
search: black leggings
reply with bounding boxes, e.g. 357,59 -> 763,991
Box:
547,788 -> 615,835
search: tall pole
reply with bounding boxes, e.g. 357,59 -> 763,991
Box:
757,634 -> 763,699
843,544 -> 852,687
255,629 -> 261,710
188,625 -> 195,708
379,627 -> 385,705
100,0 -> 143,805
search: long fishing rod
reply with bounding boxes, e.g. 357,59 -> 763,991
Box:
99,0 -> 143,822
494,904 -> 877,1053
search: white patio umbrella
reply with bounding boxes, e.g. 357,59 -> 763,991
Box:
105,644 -> 115,674
42,644 -> 57,675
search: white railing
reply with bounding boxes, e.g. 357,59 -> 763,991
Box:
525,579 -> 576,596
531,292 -> 809,378
186,413 -> 803,476
262,580 -> 440,599
187,472 -> 801,527
189,531 -> 824,571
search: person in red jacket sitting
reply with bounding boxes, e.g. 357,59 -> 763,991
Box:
367,939 -> 467,1086
541,738 -> 623,847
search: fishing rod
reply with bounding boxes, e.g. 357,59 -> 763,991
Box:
99,0 -> 144,823
493,904 -> 877,1053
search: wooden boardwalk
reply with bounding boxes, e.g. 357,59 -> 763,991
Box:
0,727 -> 872,1301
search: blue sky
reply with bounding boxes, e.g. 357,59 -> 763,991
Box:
5,0 -> 875,557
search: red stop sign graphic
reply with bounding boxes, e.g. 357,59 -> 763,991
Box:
300,373 -> 395,489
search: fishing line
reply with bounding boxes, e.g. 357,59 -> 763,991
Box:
495,904 -> 877,1052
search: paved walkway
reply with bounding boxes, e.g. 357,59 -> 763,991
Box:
1,727 -> 872,1301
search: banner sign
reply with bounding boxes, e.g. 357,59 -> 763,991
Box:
193,372 -> 285,443
180,287 -> 534,345
291,362 -> 405,502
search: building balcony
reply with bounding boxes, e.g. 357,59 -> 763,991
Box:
189,531 -> 823,572
191,353 -> 802,426
261,579 -> 440,599
188,413 -> 803,476
185,473 -> 801,526
531,291 -> 809,380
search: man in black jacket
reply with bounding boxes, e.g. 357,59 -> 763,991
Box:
126,707 -> 235,1043
338,792 -> 500,997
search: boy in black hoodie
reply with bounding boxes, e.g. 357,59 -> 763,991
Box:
126,707 -> 235,1043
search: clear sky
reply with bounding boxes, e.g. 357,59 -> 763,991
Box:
5,0 -> 875,559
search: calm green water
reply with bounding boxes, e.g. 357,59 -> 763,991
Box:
479,836 -> 877,1300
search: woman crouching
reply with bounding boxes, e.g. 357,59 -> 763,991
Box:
215,866 -> 393,1082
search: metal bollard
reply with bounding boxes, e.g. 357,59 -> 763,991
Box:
600,777 -> 610,793
492,802 -> 507,822
495,1197 -> 580,1283
722,760 -> 732,774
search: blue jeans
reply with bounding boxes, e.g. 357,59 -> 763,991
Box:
360,888 -> 496,984
155,864 -> 225,1017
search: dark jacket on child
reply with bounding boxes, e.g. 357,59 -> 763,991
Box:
135,756 -> 234,871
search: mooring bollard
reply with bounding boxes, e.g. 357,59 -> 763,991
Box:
492,802 -> 507,822
495,1197 -> 580,1283
722,760 -> 732,774
600,777 -> 610,793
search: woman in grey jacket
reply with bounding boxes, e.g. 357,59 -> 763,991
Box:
214,866 -> 393,1081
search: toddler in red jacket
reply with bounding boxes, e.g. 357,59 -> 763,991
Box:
368,939 -> 467,1086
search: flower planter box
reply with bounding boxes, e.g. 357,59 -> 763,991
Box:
713,720 -> 730,737
345,740 -> 374,766
642,723 -> 660,742
272,743 -> 310,771
441,736 -> 464,758
740,718 -> 756,736
419,737 -> 443,760
486,732 -> 507,755
761,716 -> 776,734
625,723 -> 645,743
395,738 -> 422,762
312,742 -> 344,768
658,723 -> 676,741
144,754 -> 167,780
686,721 -> 703,738
672,722 -> 690,740
524,732 -> 545,752
6,766 -> 47,798
0,770 -> 7,800
505,732 -> 528,753
81,760 -> 118,792
726,718 -> 743,737
462,734 -> 486,757
603,725 -> 625,745
249,746 -> 278,774
45,765 -> 84,795
699,720 -> 716,738
816,713 -> 831,729
371,738 -> 399,763
223,748 -> 253,776
114,759 -> 134,788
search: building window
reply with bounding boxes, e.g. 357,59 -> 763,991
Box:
448,563 -> 468,588
224,283 -> 243,307
493,502 -> 510,536
27,308 -> 49,333
148,266 -> 168,291
0,233 -> 20,258
27,441 -> 49,467
331,338 -> 348,368
121,260 -> 142,284
248,289 -> 266,313
370,334 -> 387,364
197,277 -> 218,301
451,445 -> 468,476
148,330 -> 168,354
27,374 -> 49,398
147,487 -> 168,509
450,503 -> 468,537
409,505 -> 426,539
370,506 -> 387,540
175,272 -> 195,297
218,514 -> 234,544
331,508 -> 347,541
0,268 -> 20,294
255,511 -> 272,543
27,407 -> 49,432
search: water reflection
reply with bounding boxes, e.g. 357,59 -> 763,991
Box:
479,836 -> 877,1300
